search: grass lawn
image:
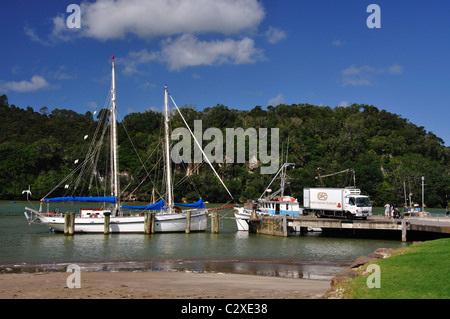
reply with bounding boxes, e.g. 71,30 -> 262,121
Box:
339,238 -> 450,299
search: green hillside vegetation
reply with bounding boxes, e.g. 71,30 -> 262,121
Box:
0,94 -> 448,207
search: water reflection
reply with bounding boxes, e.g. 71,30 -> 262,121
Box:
4,258 -> 346,281
1,202 -> 411,280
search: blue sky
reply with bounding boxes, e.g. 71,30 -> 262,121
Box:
1,0 -> 449,145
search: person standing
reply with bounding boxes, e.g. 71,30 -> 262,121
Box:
384,203 -> 390,219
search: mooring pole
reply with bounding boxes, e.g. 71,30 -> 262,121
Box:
211,211 -> 219,234
144,212 -> 151,234
104,212 -> 111,235
401,219 -> 407,242
186,211 -> 191,234
64,212 -> 75,236
151,212 -> 155,234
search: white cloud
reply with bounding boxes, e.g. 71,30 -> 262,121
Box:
341,64 -> 403,86
76,0 -> 265,41
121,34 -> 265,72
24,26 -> 49,45
388,64 -> 404,74
268,93 -> 285,106
265,26 -> 286,44
160,34 -> 264,70
341,65 -> 374,86
0,75 -> 56,93
339,100 -> 350,107
120,49 -> 159,75
38,0 -> 273,72
332,39 -> 345,47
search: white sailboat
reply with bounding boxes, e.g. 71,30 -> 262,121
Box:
24,59 -> 207,233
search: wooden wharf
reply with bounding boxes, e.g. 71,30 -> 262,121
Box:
248,215 -> 450,241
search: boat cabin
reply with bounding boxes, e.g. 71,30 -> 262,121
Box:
256,196 -> 301,216
80,208 -> 111,218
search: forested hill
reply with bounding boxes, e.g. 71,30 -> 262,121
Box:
1,94 -> 448,207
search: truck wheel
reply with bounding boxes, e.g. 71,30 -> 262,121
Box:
346,212 -> 353,220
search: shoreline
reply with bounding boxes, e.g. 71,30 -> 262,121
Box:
0,258 -> 345,299
0,258 -> 349,279
0,270 -> 331,299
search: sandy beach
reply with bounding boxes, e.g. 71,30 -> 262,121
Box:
0,271 -> 330,299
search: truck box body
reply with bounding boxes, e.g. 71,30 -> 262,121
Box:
303,188 -> 372,218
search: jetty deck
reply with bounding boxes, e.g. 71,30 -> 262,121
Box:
248,215 -> 450,241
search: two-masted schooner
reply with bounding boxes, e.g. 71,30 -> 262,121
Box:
24,58 -> 207,233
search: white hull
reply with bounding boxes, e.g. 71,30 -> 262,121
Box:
35,210 -> 207,233
234,207 -> 251,231
234,207 -> 321,232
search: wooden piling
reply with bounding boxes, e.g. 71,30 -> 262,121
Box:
144,212 -> 151,234
211,211 -> 219,234
150,212 -> 155,234
64,212 -> 75,236
186,211 -> 191,234
104,212 -> 111,235
144,212 -> 156,234
401,219 -> 407,242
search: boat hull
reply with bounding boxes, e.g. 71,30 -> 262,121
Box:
37,210 -> 208,233
233,207 -> 321,232
234,207 -> 251,231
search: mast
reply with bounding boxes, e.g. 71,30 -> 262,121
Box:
111,58 -> 120,215
280,138 -> 289,198
164,85 -> 173,213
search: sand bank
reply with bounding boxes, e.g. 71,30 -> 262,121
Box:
0,271 -> 330,299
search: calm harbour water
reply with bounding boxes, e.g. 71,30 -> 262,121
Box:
3,201 -> 442,279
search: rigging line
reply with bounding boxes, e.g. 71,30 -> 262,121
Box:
40,152 -> 99,200
116,109 -> 163,200
173,160 -> 204,199
73,110 -> 109,196
181,161 -> 203,199
123,153 -> 164,203
169,93 -> 236,204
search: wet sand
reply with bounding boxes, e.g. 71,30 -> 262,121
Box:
0,271 -> 330,299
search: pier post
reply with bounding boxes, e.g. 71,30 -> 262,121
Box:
151,212 -> 155,234
144,212 -> 151,234
211,211 -> 219,234
104,212 -> 111,235
401,219 -> 407,242
64,212 -> 75,236
283,215 -> 288,237
186,211 -> 191,234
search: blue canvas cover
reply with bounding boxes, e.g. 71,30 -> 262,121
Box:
122,198 -> 205,210
174,198 -> 205,208
43,196 -> 118,203
122,198 -> 167,211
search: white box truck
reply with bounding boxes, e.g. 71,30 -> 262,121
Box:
303,188 -> 372,219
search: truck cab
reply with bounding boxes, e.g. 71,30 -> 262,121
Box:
345,195 -> 372,218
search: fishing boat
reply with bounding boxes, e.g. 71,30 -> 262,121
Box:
234,162 -> 304,231
24,58 -> 207,233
